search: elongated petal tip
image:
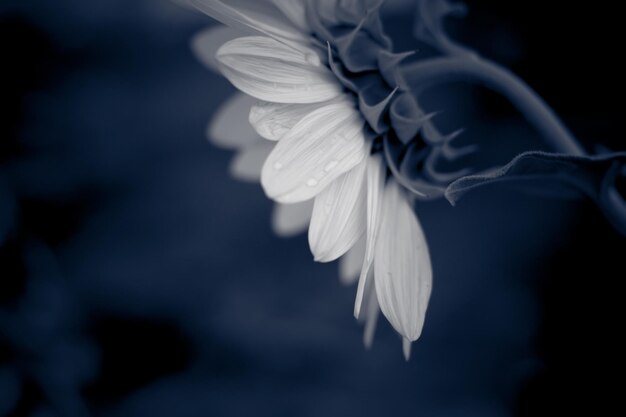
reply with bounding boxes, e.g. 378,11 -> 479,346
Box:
402,337 -> 412,361
364,318 -> 377,349
363,275 -> 380,349
353,154 -> 386,319
374,180 -> 433,341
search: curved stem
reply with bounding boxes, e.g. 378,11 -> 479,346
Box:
402,57 -> 586,156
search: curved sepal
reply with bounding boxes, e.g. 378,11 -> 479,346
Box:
446,151 -> 626,235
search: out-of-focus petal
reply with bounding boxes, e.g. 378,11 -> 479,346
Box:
229,140 -> 274,182
249,101 -> 329,141
188,0 -> 309,44
354,154 -> 385,318
402,337 -> 412,361
308,158 -> 367,262
271,200 -> 313,237
191,25 -> 245,73
217,36 -> 342,104
374,180 -> 432,341
270,0 -> 308,32
338,236 -> 365,286
261,101 -> 367,203
362,271 -> 380,349
208,93 -> 259,149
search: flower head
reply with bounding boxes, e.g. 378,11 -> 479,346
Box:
185,0 -> 626,361
189,0 -> 433,359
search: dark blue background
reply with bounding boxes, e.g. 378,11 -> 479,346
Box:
1,1 -> 623,416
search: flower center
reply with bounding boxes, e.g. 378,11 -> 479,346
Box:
304,0 -> 468,199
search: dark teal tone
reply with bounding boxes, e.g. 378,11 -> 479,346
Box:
1,1 -> 623,416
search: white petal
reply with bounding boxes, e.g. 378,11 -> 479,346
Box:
338,236 -> 365,286
363,272 -> 380,349
402,337 -> 412,361
374,180 -> 432,341
229,140 -> 274,182
270,0 -> 308,32
188,0 -> 308,44
191,25 -> 244,73
308,158 -> 367,262
261,102 -> 367,203
249,101 -> 328,141
354,154 -> 386,318
271,200 -> 313,237
208,93 -> 259,149
217,36 -> 342,104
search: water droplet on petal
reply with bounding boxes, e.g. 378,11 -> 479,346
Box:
273,162 -> 283,171
305,52 -> 321,66
324,160 -> 338,172
307,178 -> 318,187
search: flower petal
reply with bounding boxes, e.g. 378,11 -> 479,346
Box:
308,158 -> 367,262
338,236 -> 365,286
271,200 -> 313,237
402,337 -> 412,361
249,101 -> 328,141
354,154 -> 386,318
229,140 -> 274,182
374,180 -> 432,341
217,36 -> 342,104
188,0 -> 308,44
362,270 -> 380,349
191,25 -> 244,73
270,0 -> 308,32
261,101 -> 367,203
208,93 -> 259,149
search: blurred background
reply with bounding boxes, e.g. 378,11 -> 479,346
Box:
1,0 -> 623,416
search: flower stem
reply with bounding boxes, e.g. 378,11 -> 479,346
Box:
402,57 -> 586,156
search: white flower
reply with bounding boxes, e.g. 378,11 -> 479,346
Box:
189,0 -> 432,359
